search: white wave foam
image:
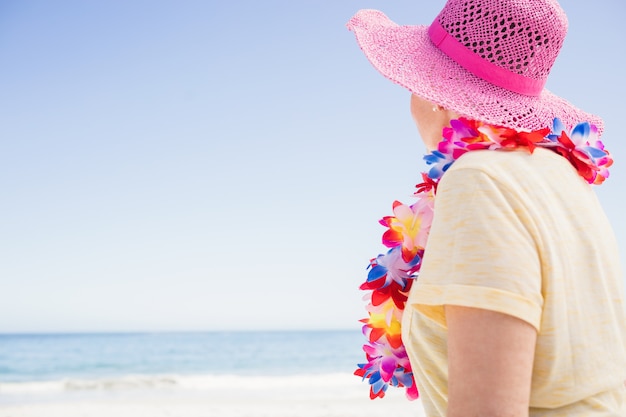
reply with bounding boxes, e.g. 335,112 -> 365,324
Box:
0,379 -> 64,395
0,372 -> 358,395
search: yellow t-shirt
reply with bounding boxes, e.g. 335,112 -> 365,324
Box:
402,148 -> 626,416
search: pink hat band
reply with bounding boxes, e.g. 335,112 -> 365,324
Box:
428,20 -> 545,96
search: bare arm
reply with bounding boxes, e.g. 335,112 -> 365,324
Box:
445,305 -> 537,417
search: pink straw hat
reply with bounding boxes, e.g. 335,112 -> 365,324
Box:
347,0 -> 604,134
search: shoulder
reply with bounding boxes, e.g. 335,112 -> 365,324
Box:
447,147 -> 560,176
439,147 -> 585,197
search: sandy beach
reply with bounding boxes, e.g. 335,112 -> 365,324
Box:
0,373 -> 426,417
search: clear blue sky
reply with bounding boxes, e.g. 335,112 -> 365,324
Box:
1,0 -> 624,333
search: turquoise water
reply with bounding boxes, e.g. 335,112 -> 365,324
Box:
0,330 -> 363,383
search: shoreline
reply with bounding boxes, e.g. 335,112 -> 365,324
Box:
0,373 -> 425,417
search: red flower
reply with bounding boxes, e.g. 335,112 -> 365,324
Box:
499,127 -> 550,152
414,172 -> 438,195
554,131 -> 597,182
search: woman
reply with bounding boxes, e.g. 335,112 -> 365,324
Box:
348,0 -> 626,415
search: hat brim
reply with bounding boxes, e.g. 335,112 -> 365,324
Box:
347,9 -> 603,134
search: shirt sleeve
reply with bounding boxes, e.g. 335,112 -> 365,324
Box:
408,166 -> 544,331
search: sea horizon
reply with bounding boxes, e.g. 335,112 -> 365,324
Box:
0,329 -> 365,383
0,327 -> 357,335
0,328 -> 393,412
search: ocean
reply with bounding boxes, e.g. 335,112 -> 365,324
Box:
0,330 -> 368,406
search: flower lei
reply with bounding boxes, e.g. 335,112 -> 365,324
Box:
354,117 -> 612,400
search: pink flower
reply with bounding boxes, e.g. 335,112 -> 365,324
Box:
379,200 -> 434,262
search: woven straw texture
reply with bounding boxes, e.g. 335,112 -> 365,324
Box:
347,0 -> 603,134
437,0 -> 566,80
